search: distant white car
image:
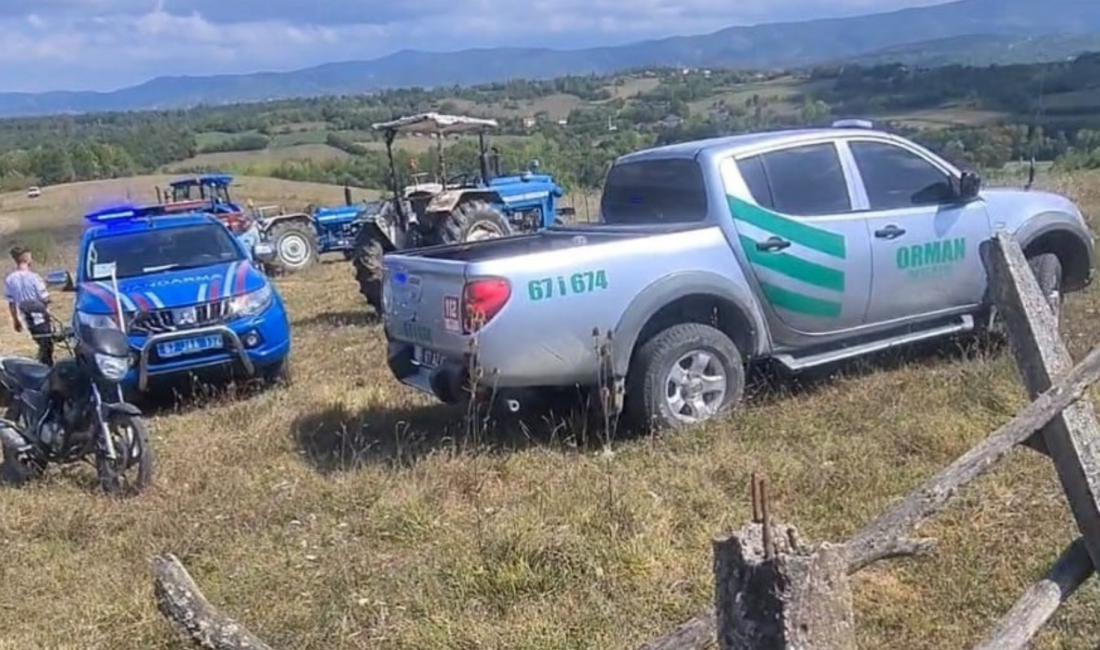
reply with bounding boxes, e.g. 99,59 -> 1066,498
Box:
26,186 -> 40,199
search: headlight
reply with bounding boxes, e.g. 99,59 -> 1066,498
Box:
94,353 -> 130,382
229,284 -> 273,318
76,311 -> 119,329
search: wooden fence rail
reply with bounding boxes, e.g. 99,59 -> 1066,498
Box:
149,232 -> 1100,650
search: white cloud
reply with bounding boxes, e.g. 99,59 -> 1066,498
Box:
0,0 -> 954,93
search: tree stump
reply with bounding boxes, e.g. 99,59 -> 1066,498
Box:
714,522 -> 855,650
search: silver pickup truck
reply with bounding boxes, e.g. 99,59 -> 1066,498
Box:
380,122 -> 1096,431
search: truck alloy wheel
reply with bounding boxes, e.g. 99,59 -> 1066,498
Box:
626,322 -> 745,432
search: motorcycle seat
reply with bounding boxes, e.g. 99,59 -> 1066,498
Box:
2,358 -> 50,389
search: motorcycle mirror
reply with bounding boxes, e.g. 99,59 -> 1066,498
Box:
44,269 -> 75,292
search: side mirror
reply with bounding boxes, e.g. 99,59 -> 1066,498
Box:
958,170 -> 981,201
253,242 -> 276,263
45,269 -> 74,292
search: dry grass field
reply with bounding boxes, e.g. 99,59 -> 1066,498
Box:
1,169 -> 1100,650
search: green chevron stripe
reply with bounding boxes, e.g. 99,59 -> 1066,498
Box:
759,282 -> 842,319
728,196 -> 846,260
740,235 -> 844,293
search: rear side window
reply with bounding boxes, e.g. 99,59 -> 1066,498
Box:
740,143 -> 852,217
600,158 -> 708,224
736,155 -> 774,209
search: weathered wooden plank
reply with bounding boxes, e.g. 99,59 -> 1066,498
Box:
844,342 -> 1100,571
152,554 -> 277,650
714,522 -> 855,650
985,232 -> 1100,571
970,538 -> 1093,650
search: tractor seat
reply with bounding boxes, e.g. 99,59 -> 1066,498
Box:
2,358 -> 51,389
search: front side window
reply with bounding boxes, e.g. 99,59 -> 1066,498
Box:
755,143 -> 852,217
849,140 -> 955,211
85,224 -> 242,280
600,158 -> 708,224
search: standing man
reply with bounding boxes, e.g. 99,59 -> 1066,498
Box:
5,246 -> 54,365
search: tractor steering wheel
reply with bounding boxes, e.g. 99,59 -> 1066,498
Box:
444,172 -> 473,188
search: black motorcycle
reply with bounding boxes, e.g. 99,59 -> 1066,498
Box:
0,299 -> 153,496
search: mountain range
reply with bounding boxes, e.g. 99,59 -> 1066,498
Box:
2,0 -> 1100,118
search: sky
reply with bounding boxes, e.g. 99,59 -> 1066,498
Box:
0,0 -> 955,93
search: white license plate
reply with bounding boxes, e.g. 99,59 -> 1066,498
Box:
157,334 -> 224,358
414,346 -> 446,368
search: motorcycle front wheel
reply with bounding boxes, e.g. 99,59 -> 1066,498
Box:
96,411 -> 153,497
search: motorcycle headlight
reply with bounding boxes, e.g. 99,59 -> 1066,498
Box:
76,311 -> 119,330
229,284 -> 273,318
94,352 -> 130,382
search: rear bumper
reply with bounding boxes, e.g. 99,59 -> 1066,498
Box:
387,341 -> 468,404
123,298 -> 292,391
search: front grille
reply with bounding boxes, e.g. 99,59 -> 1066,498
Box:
131,298 -> 233,335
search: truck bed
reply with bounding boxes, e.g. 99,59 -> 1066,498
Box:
396,223 -> 704,262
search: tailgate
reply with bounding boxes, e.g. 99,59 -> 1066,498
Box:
383,254 -> 470,358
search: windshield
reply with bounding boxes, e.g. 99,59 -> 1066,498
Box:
84,223 -> 242,280
600,158 -> 709,225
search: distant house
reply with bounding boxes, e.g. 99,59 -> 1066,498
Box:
657,115 -> 683,129
522,116 -> 537,129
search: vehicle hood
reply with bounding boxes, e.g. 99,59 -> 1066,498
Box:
76,259 -> 267,315
979,187 -> 1085,223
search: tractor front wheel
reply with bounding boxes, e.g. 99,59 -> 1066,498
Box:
267,219 -> 319,273
440,200 -> 510,245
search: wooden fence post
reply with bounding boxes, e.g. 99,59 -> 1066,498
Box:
984,232 -> 1100,570
714,522 -> 855,650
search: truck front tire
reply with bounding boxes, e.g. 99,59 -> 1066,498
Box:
1028,252 -> 1064,328
983,251 -> 1064,342
625,322 -> 745,432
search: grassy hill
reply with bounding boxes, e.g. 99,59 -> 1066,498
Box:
2,170 -> 1100,649
3,0 -> 1100,116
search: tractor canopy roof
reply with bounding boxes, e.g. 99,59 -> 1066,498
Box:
169,173 -> 234,188
372,112 -> 498,136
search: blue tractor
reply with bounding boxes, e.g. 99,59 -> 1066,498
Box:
159,173 -> 374,274
156,174 -> 263,261
251,196 -> 377,273
350,112 -> 572,313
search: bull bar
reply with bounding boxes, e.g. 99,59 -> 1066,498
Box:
137,324 -> 254,391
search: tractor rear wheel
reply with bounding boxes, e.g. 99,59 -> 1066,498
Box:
352,234 -> 385,314
440,200 -> 510,245
268,219 -> 319,273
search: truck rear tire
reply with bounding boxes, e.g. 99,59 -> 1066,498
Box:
440,200 -> 510,245
625,323 -> 745,433
352,235 -> 385,314
267,219 -> 318,273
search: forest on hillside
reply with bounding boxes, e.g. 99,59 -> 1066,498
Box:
5,54 -> 1100,193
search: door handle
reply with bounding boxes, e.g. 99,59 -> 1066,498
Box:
874,225 -> 906,239
756,236 -> 791,252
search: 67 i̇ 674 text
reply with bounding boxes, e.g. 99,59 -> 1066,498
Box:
527,270 -> 608,301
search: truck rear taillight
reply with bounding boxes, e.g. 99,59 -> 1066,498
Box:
462,277 -> 511,333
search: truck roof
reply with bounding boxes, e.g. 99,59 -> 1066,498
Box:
617,127 -> 909,164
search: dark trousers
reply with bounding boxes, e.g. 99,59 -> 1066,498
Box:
25,316 -> 54,366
